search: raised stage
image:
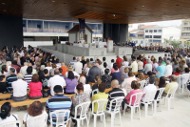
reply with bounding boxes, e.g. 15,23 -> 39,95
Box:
38,44 -> 133,65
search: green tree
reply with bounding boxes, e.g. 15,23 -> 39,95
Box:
164,39 -> 181,48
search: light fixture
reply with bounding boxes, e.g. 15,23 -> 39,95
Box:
142,5 -> 145,8
1,2 -> 6,5
52,0 -> 55,3
113,14 -> 116,17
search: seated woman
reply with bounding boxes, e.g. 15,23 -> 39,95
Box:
28,74 -> 42,99
0,102 -> 19,126
71,83 -> 90,127
79,71 -> 86,85
124,81 -> 142,106
65,71 -> 78,94
111,63 -> 121,83
155,76 -> 167,99
23,101 -> 48,127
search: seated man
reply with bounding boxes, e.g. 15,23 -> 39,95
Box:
47,69 -> 66,96
6,68 -> 17,91
142,76 -> 157,102
92,83 -> 108,112
12,73 -> 28,101
46,85 -> 72,125
46,85 -> 72,112
164,75 -> 179,95
106,80 -> 125,110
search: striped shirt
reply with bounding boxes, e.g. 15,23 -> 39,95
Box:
106,88 -> 125,110
46,94 -> 72,125
24,74 -> 33,84
6,74 -> 17,88
46,94 -> 72,112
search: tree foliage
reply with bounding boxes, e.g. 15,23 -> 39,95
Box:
164,39 -> 181,48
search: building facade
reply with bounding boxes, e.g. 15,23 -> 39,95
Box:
23,19 -> 103,46
129,24 -> 181,46
181,19 -> 190,40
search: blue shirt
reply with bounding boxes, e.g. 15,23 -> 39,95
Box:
46,94 -> 72,112
156,65 -> 166,78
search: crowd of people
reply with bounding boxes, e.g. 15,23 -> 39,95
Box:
0,45 -> 190,127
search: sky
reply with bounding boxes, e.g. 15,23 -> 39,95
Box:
129,19 -> 182,31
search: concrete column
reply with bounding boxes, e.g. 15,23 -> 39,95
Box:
103,23 -> 128,44
0,15 -> 23,48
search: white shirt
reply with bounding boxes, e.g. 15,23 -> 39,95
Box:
165,64 -> 173,77
138,61 -> 144,70
65,71 -> 80,80
45,67 -> 52,74
142,83 -> 157,101
0,114 -> 18,127
73,61 -> 83,74
122,61 -> 129,67
179,73 -> 190,86
24,111 -> 48,127
79,76 -> 86,84
20,65 -> 28,75
144,63 -> 152,74
74,84 -> 92,96
48,75 -> 66,96
121,76 -> 137,93
83,84 -> 92,96
12,79 -> 28,97
130,61 -> 138,72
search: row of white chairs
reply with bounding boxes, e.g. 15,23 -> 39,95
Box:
1,87 -> 178,127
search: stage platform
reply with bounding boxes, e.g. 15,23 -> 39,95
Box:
38,44 -> 133,65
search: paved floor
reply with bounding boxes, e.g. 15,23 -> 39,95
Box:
13,92 -> 190,127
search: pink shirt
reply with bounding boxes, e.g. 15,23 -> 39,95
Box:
29,82 -> 42,97
125,89 -> 142,105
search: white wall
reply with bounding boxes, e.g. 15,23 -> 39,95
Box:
162,27 -> 181,42
69,33 -> 76,43
85,28 -> 92,43
24,41 -> 53,47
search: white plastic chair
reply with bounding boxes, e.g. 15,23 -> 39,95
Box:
179,74 -> 189,93
1,120 -> 21,127
124,92 -> 144,120
91,99 -> 108,127
50,109 -> 71,127
138,80 -> 146,89
92,89 -> 99,96
154,88 -> 165,113
105,97 -> 124,127
164,87 -> 178,110
71,101 -> 91,127
141,89 -> 157,117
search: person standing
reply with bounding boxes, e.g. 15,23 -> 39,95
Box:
73,57 -> 83,75
130,56 -> 138,75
